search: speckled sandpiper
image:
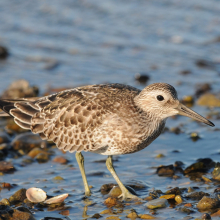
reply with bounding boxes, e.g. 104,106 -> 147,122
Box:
0,83 -> 214,200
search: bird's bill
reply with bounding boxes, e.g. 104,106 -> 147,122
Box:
176,103 -> 215,127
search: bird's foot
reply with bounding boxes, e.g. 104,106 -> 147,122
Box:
118,190 -> 142,201
85,189 -> 91,197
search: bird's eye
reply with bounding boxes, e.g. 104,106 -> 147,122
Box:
157,95 -> 164,101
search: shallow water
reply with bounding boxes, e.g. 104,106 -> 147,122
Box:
0,0 -> 220,219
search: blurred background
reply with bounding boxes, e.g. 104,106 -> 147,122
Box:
1,1 -> 220,219
0,0 -> 220,96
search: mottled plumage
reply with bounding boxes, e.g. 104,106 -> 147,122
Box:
0,83 -> 214,200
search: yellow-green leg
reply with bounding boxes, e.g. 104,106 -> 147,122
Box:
106,156 -> 141,201
75,152 -> 91,196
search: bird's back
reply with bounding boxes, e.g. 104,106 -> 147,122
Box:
1,84 -> 155,155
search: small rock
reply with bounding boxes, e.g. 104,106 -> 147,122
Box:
0,182 -> 13,189
135,73 -> 150,84
156,165 -> 174,177
186,191 -> 210,200
53,176 -> 64,182
59,210 -> 69,216
0,161 -> 15,173
1,198 -> 10,206
211,209 -> 220,217
104,197 -> 118,208
145,198 -> 168,209
179,206 -> 194,214
181,96 -> 194,105
184,203 -> 192,207
155,154 -> 165,158
52,156 -> 68,164
1,79 -> 39,99
201,213 -> 211,220
91,213 -> 102,219
100,209 -> 113,215
197,196 -> 220,211
195,83 -> 211,97
139,214 -> 156,219
12,133 -> 46,153
166,187 -> 181,195
0,46 -> 8,59
180,70 -> 191,75
190,132 -> 200,141
36,152 -> 49,163
28,148 -> 44,158
175,195 -> 183,204
109,186 -> 122,198
202,175 -> 212,182
212,162 -> 220,181
9,188 -> 27,204
160,194 -> 175,200
127,210 -> 138,219
101,183 -> 117,195
197,93 -> 220,107
184,158 -> 215,174
106,217 -> 121,220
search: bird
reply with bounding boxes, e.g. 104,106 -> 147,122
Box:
0,83 -> 214,200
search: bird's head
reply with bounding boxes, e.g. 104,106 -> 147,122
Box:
135,83 -> 214,127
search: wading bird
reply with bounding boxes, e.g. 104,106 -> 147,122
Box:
0,83 -> 214,200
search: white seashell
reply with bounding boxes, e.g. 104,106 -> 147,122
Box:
26,187 -> 47,203
44,193 -> 69,204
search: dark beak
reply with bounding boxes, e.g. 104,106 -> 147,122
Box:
176,103 -> 215,127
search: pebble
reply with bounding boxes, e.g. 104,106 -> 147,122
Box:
9,188 -> 27,204
1,198 -> 10,206
53,156 -> 68,164
197,93 -> 220,107
106,217 -> 121,220
139,214 -> 156,219
12,133 -> 46,153
160,194 -> 175,200
165,187 -> 181,195
104,197 -> 118,208
197,196 -> 220,211
1,79 -> 39,99
59,210 -> 70,216
186,191 -> 210,200
36,152 -> 49,163
100,209 -> 113,215
156,165 -> 174,177
145,198 -> 168,209
0,161 -> 15,173
201,213 -> 212,220
212,162 -> 220,181
28,148 -> 44,158
109,186 -> 122,197
0,45 -> 8,59
175,195 -> 183,204
127,210 -> 139,219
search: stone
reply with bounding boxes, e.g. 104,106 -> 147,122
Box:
0,161 -> 15,173
145,198 -> 168,209
160,194 -> 175,200
1,79 -> 38,99
186,191 -> 210,200
156,165 -> 174,177
197,93 -> 220,107
197,196 -> 220,211
12,133 -> 46,153
104,197 -> 118,208
36,152 -> 49,163
175,195 -> 183,204
9,189 -> 27,204
28,148 -> 44,158
0,46 -> 8,59
139,214 -> 156,219
109,186 -> 122,198
52,156 -> 68,164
